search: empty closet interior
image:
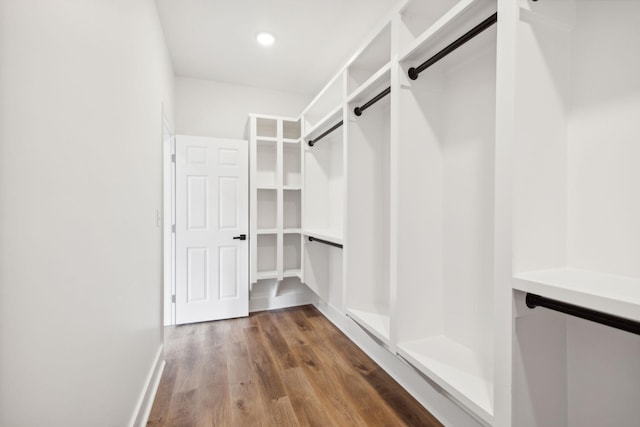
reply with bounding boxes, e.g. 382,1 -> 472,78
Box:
246,0 -> 640,425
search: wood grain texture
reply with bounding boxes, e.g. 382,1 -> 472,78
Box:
148,305 -> 443,427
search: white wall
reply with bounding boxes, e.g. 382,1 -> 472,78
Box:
175,76 -> 311,139
0,1 -> 174,426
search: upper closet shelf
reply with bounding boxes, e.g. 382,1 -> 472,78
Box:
399,0 -> 496,64
513,268 -> 640,323
303,105 -> 343,142
346,63 -> 391,106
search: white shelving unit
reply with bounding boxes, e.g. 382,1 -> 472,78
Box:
248,0 -> 640,425
248,114 -> 315,311
511,2 -> 640,426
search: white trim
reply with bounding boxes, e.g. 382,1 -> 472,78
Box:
250,290 -> 318,312
313,300 -> 485,427
129,345 -> 165,427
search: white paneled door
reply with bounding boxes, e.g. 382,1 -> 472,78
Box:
175,136 -> 249,324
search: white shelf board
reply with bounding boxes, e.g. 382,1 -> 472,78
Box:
398,335 -> 494,424
283,228 -> 301,234
283,138 -> 300,144
256,229 -> 278,235
256,185 -> 278,190
283,185 -> 302,191
346,62 -> 391,104
302,105 -> 343,141
513,268 -> 640,323
303,229 -> 343,246
256,270 -> 278,280
398,0 -> 492,63
346,308 -> 390,345
255,136 -> 278,143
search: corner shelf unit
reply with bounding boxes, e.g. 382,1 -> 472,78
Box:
249,115 -> 313,310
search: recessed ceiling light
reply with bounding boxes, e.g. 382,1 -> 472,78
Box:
256,32 -> 275,46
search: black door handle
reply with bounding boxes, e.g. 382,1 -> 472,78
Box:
233,234 -> 246,241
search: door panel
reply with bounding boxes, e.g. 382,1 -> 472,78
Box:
176,135 -> 248,324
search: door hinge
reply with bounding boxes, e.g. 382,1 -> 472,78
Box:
172,224 -> 176,233
171,154 -> 176,163
171,294 -> 176,303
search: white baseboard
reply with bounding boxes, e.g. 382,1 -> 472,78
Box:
250,290 -> 318,312
130,345 -> 165,427
313,301 -> 486,427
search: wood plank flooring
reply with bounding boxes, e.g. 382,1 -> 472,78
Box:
147,305 -> 443,427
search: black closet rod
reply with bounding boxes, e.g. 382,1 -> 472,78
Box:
408,12 -> 498,80
308,236 -> 343,249
526,293 -> 640,336
354,86 -> 391,117
308,120 -> 343,147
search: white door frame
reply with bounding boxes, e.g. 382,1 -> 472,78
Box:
162,117 -> 176,326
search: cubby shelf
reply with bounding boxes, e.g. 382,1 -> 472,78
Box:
249,114 -> 309,309
398,336 -> 494,424
513,268 -> 640,323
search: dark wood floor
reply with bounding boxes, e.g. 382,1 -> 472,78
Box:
147,305 -> 442,427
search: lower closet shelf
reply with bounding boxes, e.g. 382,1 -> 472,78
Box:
346,308 -> 391,345
397,336 -> 494,423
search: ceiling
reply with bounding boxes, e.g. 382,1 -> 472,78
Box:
155,0 -> 399,96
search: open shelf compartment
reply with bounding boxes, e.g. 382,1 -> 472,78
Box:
283,189 -> 301,230
283,142 -> 301,187
512,2 -> 640,425
256,140 -> 278,188
302,74 -> 343,133
395,5 -> 497,422
346,23 -> 391,97
256,117 -> 277,138
256,234 -> 277,279
345,73 -> 391,346
303,112 -> 344,243
256,189 -> 277,230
